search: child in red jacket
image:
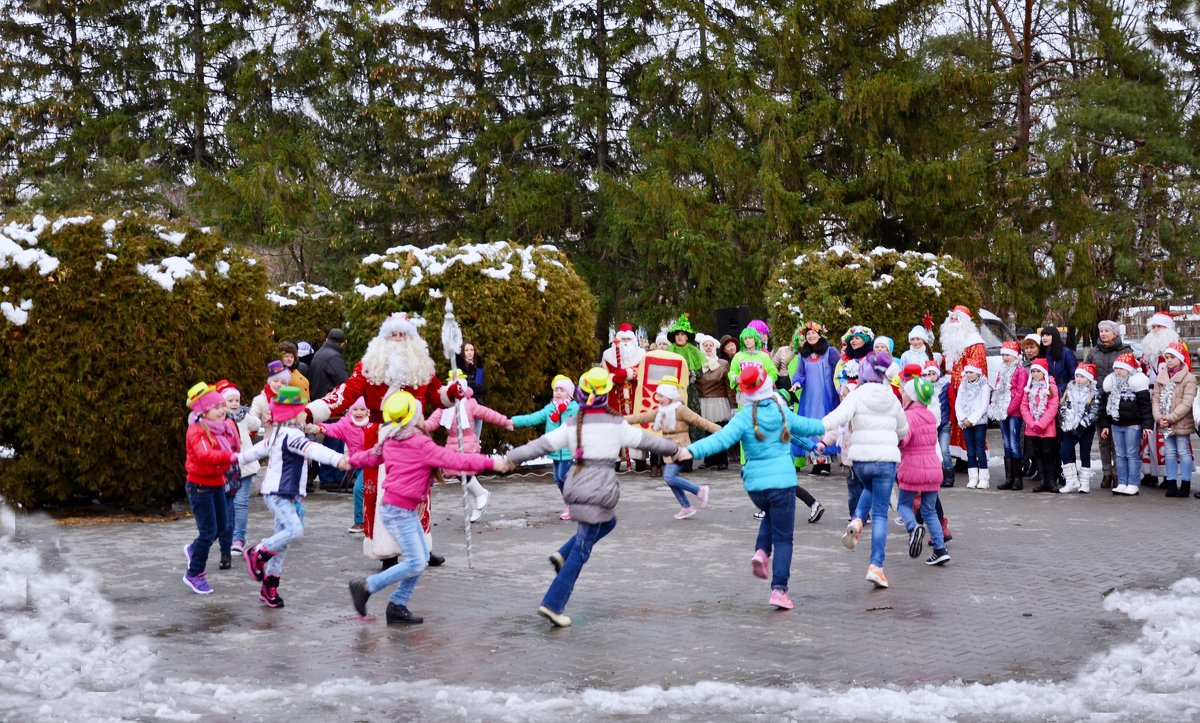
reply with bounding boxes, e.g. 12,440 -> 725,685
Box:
183,382 -> 241,595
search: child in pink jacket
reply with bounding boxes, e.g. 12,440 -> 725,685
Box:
896,371 -> 950,566
992,341 -> 1029,490
308,396 -> 380,534
1022,358 -> 1061,493
347,390 -> 505,625
424,370 -> 514,522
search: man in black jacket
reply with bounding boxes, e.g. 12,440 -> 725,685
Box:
310,329 -> 349,489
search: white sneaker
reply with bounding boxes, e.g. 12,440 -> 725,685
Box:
1113,484 -> 1129,495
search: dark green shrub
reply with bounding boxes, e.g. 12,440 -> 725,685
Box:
765,245 -> 982,344
268,282 -> 344,348
0,212 -> 270,508
344,241 -> 599,451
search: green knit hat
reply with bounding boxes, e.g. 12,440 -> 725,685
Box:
668,313 -> 696,339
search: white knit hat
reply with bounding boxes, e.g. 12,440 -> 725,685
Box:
908,325 -> 932,343
1098,320 -> 1122,335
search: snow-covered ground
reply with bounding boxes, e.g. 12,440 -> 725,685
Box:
3,501 -> 1200,721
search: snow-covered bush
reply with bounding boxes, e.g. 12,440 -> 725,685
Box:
267,282 -> 343,348
0,212 -> 270,507
345,241 -> 599,450
765,245 -> 981,345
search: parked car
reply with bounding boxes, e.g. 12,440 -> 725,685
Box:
978,308 -> 1018,388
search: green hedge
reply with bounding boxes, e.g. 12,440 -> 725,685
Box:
268,282 -> 344,349
344,241 -> 599,451
0,212 -> 270,508
765,245 -> 981,345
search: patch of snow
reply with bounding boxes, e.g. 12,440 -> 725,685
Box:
0,445 -> 13,458
101,219 -> 117,234
537,278 -> 548,292
480,263 -> 513,280
51,215 -> 92,234
355,283 -> 388,300
1,299 -> 32,325
137,257 -> 203,292
267,292 -> 298,307
0,230 -> 60,276
158,230 -> 187,246
215,260 -> 230,276
428,288 -> 443,298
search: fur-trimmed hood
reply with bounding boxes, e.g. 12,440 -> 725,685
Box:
1103,371 -> 1149,394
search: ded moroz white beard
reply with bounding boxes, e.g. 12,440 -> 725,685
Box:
1141,327 -> 1178,370
361,335 -> 437,389
603,339 -> 645,369
939,318 -> 983,369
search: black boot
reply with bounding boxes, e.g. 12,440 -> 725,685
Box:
219,551 -> 232,570
1031,458 -> 1055,493
941,468 -> 955,488
427,552 -> 445,567
1012,474 -> 1023,491
998,458 -> 1015,490
385,602 -> 424,624
1180,482 -> 1191,498
1165,480 -> 1180,497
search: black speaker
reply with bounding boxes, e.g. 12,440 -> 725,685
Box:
714,305 -> 750,339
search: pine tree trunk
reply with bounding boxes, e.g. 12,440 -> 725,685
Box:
594,0 -> 609,174
191,0 -> 205,168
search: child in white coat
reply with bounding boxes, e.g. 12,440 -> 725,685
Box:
955,364 -> 992,489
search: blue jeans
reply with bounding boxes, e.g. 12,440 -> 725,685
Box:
663,463 -> 701,507
219,491 -> 235,554
230,476 -> 252,543
747,487 -> 796,591
1112,426 -> 1143,488
353,470 -> 364,525
846,468 -> 863,517
1060,428 -> 1095,467
552,459 -> 572,492
897,490 -> 945,550
366,504 -> 428,606
261,494 -> 304,578
962,424 -> 987,469
1000,417 -> 1024,459
185,483 -> 227,577
317,436 -> 345,486
851,461 -> 897,567
938,428 -> 953,470
542,518 -> 617,614
1163,434 -> 1194,482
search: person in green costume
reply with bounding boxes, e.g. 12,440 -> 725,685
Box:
728,327 -> 777,389
667,314 -> 705,373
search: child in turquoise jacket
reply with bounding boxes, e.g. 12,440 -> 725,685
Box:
511,374 -> 580,520
682,366 -> 826,612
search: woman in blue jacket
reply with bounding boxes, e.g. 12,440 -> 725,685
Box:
681,366 -> 826,612
1039,325 -> 1078,391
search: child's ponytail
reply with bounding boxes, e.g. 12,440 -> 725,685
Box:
573,415 -> 586,474
752,402 -> 765,441
775,397 -> 791,443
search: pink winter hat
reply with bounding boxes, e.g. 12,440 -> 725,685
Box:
348,396 -> 368,412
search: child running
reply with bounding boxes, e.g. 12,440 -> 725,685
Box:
821,350 -> 909,589
424,369 -> 513,522
182,383 -> 240,595
214,380 -> 261,567
511,375 -> 580,520
502,368 -> 681,627
895,367 -> 951,566
236,386 -> 350,608
347,390 -> 502,624
683,366 -> 826,611
307,396 -> 379,533
623,375 -> 721,519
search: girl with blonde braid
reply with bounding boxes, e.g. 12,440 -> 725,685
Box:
503,368 -> 681,628
683,367 -> 827,611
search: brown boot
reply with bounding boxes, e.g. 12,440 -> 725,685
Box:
1100,472 -> 1113,489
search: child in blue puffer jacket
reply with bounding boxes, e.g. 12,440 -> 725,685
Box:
511,375 -> 580,520
682,366 -> 826,612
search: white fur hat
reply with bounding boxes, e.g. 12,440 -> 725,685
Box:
378,312 -> 421,339
1149,311 -> 1175,330
695,332 -> 718,349
908,325 -> 932,343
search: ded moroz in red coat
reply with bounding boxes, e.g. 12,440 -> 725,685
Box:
307,360 -> 451,424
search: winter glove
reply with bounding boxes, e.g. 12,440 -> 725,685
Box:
229,452 -> 239,464
613,368 -> 628,384
446,383 -> 466,401
505,419 -> 514,430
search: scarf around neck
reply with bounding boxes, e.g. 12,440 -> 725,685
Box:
201,417 -> 238,453
653,400 -> 682,432
1028,380 -> 1050,421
